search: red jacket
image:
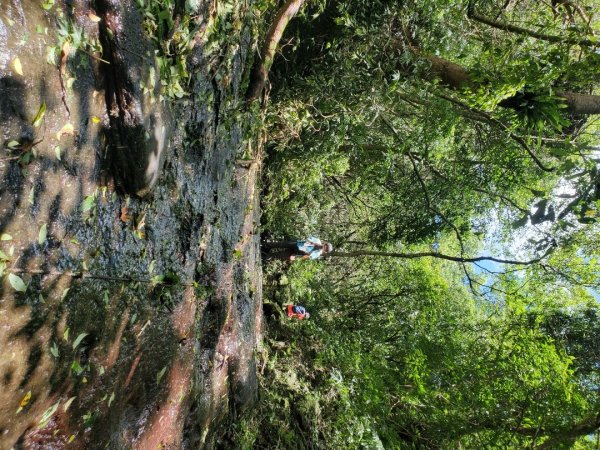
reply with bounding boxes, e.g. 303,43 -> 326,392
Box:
287,304 -> 307,320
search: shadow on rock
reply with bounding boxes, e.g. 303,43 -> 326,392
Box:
96,0 -> 170,198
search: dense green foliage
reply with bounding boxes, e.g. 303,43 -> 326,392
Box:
249,0 -> 600,448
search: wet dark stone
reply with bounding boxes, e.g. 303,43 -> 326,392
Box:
96,0 -> 171,198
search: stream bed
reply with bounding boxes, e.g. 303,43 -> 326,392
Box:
0,0 -> 263,448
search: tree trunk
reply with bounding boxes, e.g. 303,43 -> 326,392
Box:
246,0 -> 306,102
327,250 -> 551,265
557,92 -> 600,115
536,413 -> 600,449
414,48 -> 600,116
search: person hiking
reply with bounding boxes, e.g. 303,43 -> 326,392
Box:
286,304 -> 310,320
262,236 -> 333,261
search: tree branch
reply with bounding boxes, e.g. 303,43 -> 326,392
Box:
327,248 -> 554,266
246,0 -> 306,102
467,1 -> 597,47
437,93 -> 555,172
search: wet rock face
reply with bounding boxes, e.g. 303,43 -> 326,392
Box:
0,0 -> 262,448
96,0 -> 170,197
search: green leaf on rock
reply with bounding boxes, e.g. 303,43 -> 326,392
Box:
32,102 -> 46,128
38,223 -> 47,245
80,195 -> 96,213
8,273 -> 27,292
72,333 -> 88,350
38,401 -> 60,429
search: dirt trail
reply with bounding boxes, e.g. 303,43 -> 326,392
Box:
0,1 -> 263,448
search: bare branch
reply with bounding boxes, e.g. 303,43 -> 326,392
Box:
327,247 -> 554,266
467,1 -> 597,47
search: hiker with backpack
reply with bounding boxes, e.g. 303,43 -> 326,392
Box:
262,236 -> 333,261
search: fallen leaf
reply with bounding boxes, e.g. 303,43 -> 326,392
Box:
81,195 -> 96,213
8,273 -> 27,292
41,0 -> 55,10
136,213 -> 146,230
56,123 -> 75,140
91,116 -> 101,124
156,366 -> 167,385
1,234 -> 12,241
20,391 -> 32,407
32,102 -> 46,128
70,360 -> 83,375
120,206 -> 131,223
60,41 -> 70,73
3,15 -> 15,26
12,57 -> 23,76
16,390 -> 32,414
38,401 -> 60,429
38,223 -> 47,245
7,140 -> 20,149
72,333 -> 88,350
88,11 -> 101,22
54,145 -> 61,160
63,396 -> 76,412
